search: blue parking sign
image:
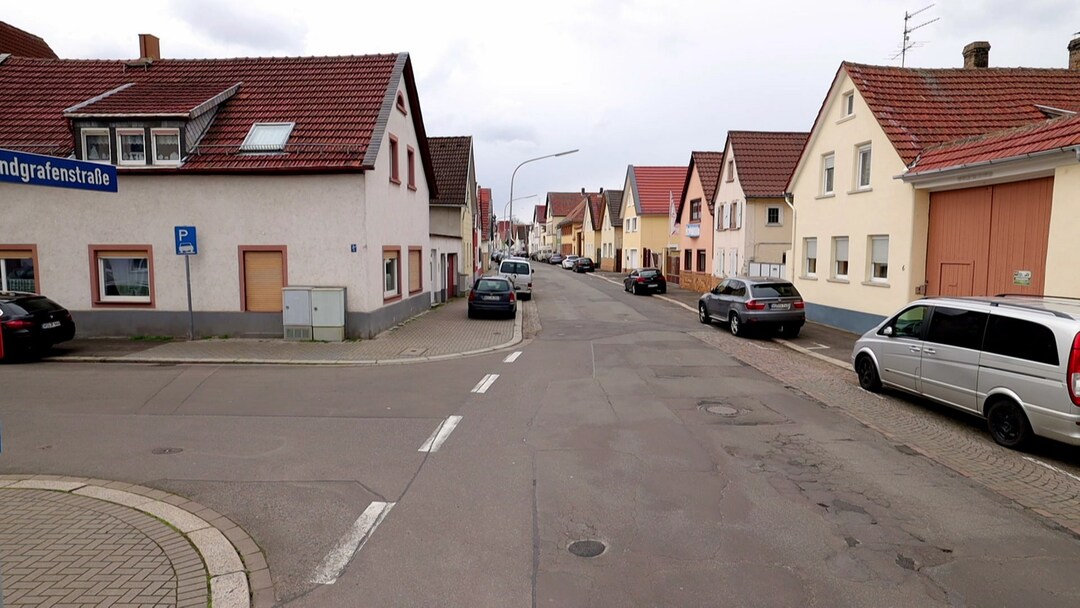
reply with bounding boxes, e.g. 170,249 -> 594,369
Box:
174,226 -> 197,255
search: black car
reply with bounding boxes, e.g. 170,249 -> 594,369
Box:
467,277 -> 517,319
624,268 -> 667,295
573,257 -> 595,273
0,292 -> 76,359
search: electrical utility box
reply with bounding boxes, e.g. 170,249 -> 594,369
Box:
311,287 -> 347,342
282,287 -> 313,341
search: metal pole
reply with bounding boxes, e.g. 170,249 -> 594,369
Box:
184,255 -> 194,340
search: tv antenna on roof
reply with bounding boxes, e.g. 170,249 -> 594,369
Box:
892,4 -> 940,67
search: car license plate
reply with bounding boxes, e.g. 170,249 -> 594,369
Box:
41,321 -> 61,329
771,303 -> 790,310
648,283 -> 657,288
482,295 -> 499,301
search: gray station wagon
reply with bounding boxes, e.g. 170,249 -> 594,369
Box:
852,295 -> 1080,449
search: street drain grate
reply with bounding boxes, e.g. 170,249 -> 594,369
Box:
568,540 -> 606,558
152,447 -> 183,455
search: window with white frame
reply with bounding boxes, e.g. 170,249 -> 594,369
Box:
631,217 -> 637,232
240,122 -> 294,152
721,203 -> 730,230
690,198 -> 701,222
869,235 -> 889,282
842,91 -> 855,117
151,128 -> 181,165
733,201 -> 742,229
856,143 -> 872,190
766,206 -> 782,226
383,249 -> 400,298
833,237 -> 849,279
726,159 -> 734,182
117,129 -> 146,165
822,154 -> 835,195
96,252 -> 151,303
804,238 -> 817,276
82,129 -> 111,162
0,251 -> 36,292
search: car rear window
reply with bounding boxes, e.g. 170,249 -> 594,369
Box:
751,283 -> 800,298
477,279 -> 510,291
640,269 -> 660,278
501,262 -> 530,274
983,315 -> 1059,365
4,296 -> 63,316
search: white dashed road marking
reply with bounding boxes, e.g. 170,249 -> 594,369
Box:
504,351 -> 523,363
311,501 -> 395,585
471,374 -> 499,393
419,415 -> 463,453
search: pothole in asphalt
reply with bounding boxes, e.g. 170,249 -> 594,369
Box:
151,447 -> 183,455
568,539 -> 606,558
699,400 -> 741,417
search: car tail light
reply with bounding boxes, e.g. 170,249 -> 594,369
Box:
509,291 -> 516,302
637,276 -> 647,283
1,319 -> 32,330
793,299 -> 805,309
745,300 -> 766,310
1068,332 -> 1080,406
468,291 -> 476,302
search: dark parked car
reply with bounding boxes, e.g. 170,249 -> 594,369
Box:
467,277 -> 517,319
549,253 -> 565,265
698,277 -> 805,337
573,257 -> 595,273
0,292 -> 76,360
624,268 -> 666,295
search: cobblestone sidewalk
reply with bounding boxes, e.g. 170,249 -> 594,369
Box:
0,476 -> 271,608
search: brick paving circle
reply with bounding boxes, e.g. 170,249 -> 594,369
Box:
0,489 -> 208,607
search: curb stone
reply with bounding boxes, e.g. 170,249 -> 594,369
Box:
0,475 -> 273,608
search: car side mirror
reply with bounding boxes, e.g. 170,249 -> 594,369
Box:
882,326 -> 895,337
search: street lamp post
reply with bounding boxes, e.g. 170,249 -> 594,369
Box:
509,149 -> 579,253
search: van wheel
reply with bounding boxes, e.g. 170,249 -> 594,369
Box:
855,354 -> 881,392
986,399 -> 1033,450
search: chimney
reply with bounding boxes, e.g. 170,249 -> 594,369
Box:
1070,36 -> 1080,70
139,34 -> 160,61
581,187 -> 586,195
599,187 -> 604,194
962,41 -> 990,69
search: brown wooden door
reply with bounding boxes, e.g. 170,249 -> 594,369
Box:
938,263 -> 974,296
243,250 -> 284,312
986,178 -> 1052,296
446,254 -> 456,298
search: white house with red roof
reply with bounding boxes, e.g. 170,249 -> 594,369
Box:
788,38 -> 1080,333
428,136 -> 477,303
0,38 -> 437,339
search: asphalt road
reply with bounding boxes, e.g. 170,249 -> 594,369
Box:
3,263 -> 1080,607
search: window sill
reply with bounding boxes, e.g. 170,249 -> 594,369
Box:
815,193 -> 836,200
409,288 -> 423,295
389,178 -> 401,186
846,187 -> 873,195
92,300 -> 154,309
862,280 -> 890,288
765,223 -> 782,228
408,184 -> 417,191
383,294 -> 402,304
798,275 -> 818,281
836,114 -> 856,125
826,277 -> 850,284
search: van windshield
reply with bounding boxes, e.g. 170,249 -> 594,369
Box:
501,262 -> 530,274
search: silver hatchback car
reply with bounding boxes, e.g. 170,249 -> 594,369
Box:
852,295 -> 1080,449
698,277 -> 805,337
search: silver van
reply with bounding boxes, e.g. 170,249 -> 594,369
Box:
497,258 -> 533,300
852,295 -> 1080,449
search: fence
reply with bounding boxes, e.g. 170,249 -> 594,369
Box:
748,262 -> 786,278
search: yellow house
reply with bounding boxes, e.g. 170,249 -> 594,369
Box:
544,191 -> 590,254
620,165 -> 688,271
599,189 -> 624,271
582,192 -> 605,262
789,38 -> 1080,333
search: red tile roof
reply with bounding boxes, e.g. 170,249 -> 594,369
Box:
728,131 -> 809,198
557,199 -> 588,227
533,204 -> 546,224
908,113 -> 1080,174
545,191 -> 588,218
0,21 -> 57,59
479,187 -> 492,240
428,136 -> 472,205
630,166 -> 688,215
0,53 -> 435,178
64,81 -> 240,117
676,151 -> 723,220
845,62 -> 1080,165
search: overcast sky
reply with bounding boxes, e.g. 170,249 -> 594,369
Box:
8,1 -> 1080,220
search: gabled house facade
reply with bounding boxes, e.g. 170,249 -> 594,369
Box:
674,151 -> 723,291
582,191 -> 605,262
712,131 -> 807,282
557,199 -> 588,255
788,38 -> 1080,333
544,191 -> 592,254
620,165 -> 688,271
531,204 -> 547,254
477,187 -> 493,270
428,136 -> 477,302
599,189 -> 624,272
0,41 -> 436,339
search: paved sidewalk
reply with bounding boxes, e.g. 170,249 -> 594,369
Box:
46,297 -> 522,366
0,475 -> 270,608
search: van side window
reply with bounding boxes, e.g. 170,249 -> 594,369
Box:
983,316 -> 1059,365
888,305 -> 928,338
925,307 -> 988,351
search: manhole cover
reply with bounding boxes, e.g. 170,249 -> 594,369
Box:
705,405 -> 740,416
568,539 -> 606,558
151,447 -> 183,455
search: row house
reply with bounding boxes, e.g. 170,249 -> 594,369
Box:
543,190 -> 594,253
428,136 -> 477,303
0,34 -> 438,339
531,204 -> 547,254
619,165 -> 687,271
597,189 -> 625,272
673,151 -> 723,291
788,38 -> 1080,333
557,199 -> 588,255
581,192 -> 606,261
477,187 -> 493,270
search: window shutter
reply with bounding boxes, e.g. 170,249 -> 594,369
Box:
244,251 -> 284,312
777,206 -> 784,225
722,203 -> 730,229
835,238 -> 849,261
871,237 -> 888,263
735,201 -> 742,229
409,249 -> 422,292
806,239 -> 817,258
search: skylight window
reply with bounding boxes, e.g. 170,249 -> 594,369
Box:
240,122 -> 295,152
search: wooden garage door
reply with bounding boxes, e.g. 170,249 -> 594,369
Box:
926,177 -> 1052,297
243,250 -> 284,312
